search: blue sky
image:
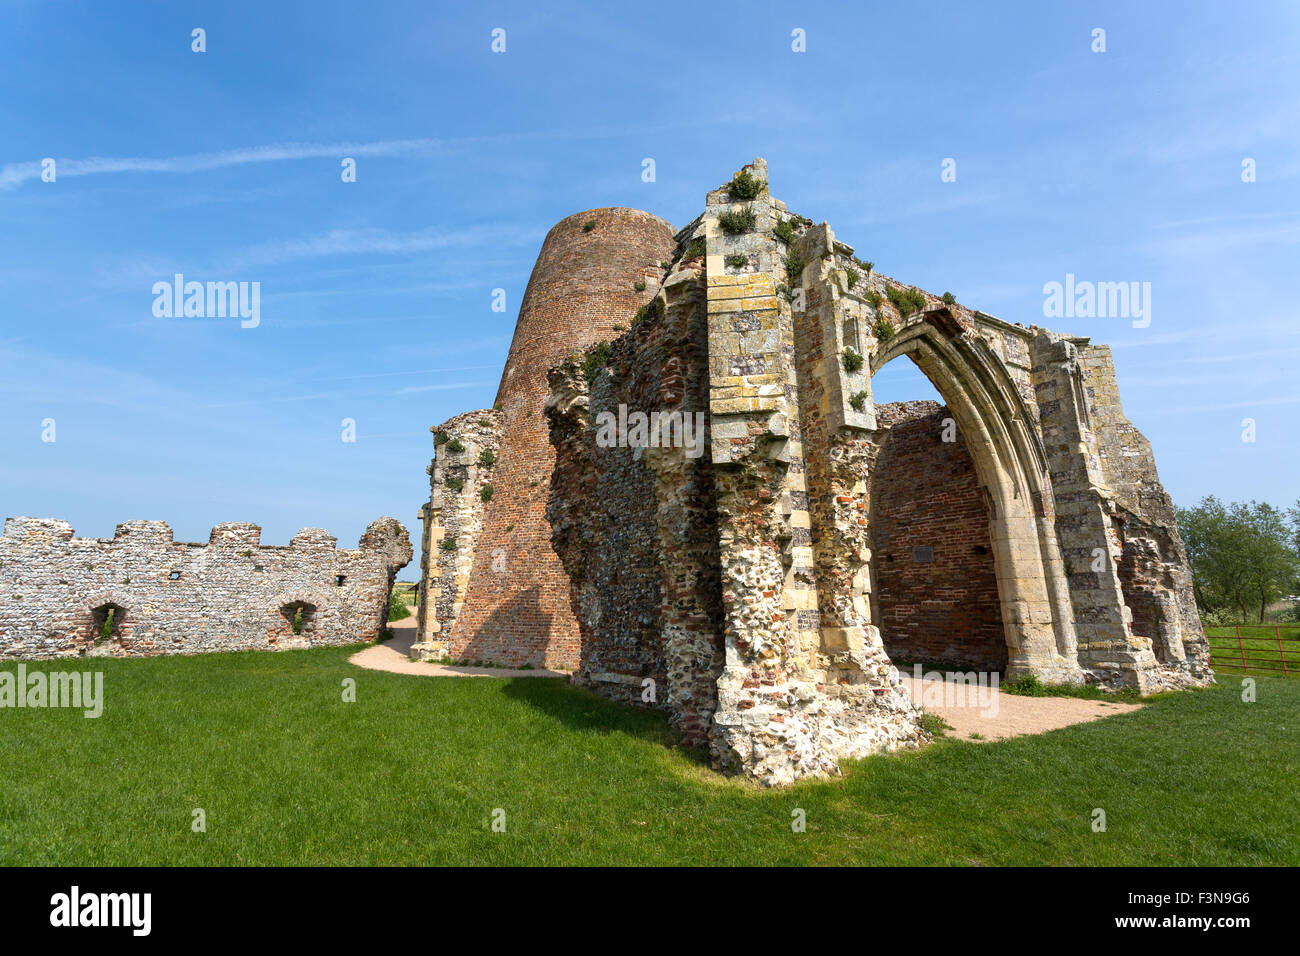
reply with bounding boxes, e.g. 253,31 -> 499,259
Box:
1,1 -> 1297,576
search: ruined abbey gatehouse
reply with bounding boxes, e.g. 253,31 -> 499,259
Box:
418,158 -> 1212,785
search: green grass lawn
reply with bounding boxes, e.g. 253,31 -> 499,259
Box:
1,646 -> 1295,865
1206,625 -> 1300,679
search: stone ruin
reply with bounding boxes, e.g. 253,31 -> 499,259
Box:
0,516 -> 412,659
420,158 -> 1212,785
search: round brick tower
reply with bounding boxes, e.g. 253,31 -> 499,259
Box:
447,207 -> 676,668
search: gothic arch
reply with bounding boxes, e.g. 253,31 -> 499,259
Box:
871,310 -> 1081,680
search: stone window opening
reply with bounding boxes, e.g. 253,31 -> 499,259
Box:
168,571 -> 181,580
280,601 -> 317,637
335,574 -> 346,587
90,603 -> 125,645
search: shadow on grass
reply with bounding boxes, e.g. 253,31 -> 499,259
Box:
499,675 -> 713,768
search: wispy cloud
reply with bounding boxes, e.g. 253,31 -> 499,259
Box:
0,115 -> 752,191
0,138 -> 458,190
397,381 -> 492,394
1145,394 -> 1300,415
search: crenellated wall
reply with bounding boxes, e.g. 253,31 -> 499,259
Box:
0,516 -> 412,659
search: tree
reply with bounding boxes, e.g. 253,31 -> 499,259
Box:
1177,496 -> 1300,622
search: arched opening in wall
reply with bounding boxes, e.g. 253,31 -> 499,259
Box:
867,355 -> 1008,673
90,603 -> 126,647
275,601 -> 318,644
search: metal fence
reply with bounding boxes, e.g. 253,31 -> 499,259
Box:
1204,625 -> 1298,676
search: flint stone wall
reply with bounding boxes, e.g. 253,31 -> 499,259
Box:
0,516 -> 412,659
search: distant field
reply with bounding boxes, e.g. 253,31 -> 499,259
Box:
1205,625 -> 1300,679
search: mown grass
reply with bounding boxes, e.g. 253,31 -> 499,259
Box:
0,647 -> 1295,865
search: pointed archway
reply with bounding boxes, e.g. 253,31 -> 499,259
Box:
869,309 -> 1081,681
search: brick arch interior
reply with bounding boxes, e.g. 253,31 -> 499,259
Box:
867,320 -> 1080,680
868,397 -> 1007,671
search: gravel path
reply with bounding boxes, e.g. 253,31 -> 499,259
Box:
348,615 -> 567,678
897,671 -> 1142,741
353,616 -> 1140,740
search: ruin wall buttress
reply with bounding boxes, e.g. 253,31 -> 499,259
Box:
0,516 -> 411,659
546,258 -> 725,744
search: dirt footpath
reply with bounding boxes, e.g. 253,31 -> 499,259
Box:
897,671 -> 1142,741
348,615 -> 567,678
354,617 -> 1140,740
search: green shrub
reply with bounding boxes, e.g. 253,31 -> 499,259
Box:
842,347 -> 864,374
686,237 -> 706,259
919,712 -> 951,737
480,484 -> 494,502
849,390 -> 868,412
582,341 -> 611,385
773,218 -> 797,245
718,206 -> 757,235
387,591 -> 411,622
634,280 -> 646,292
886,284 -> 926,317
635,299 -> 661,325
478,448 -> 495,468
783,250 -> 804,284
444,437 -> 465,454
445,477 -> 464,493
873,317 -> 896,342
439,537 -> 457,552
725,253 -> 748,269
582,220 -> 596,232
729,169 -> 763,200
433,430 -> 448,445
845,267 -> 859,289
942,291 -> 956,305
854,256 -> 873,273
865,289 -> 883,308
